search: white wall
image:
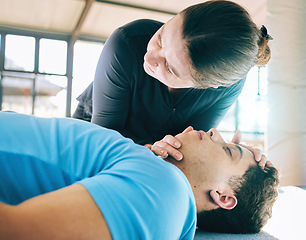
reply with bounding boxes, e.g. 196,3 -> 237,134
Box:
267,0 -> 306,186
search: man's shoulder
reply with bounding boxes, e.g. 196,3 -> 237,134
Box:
113,150 -> 197,218
115,147 -> 188,187
81,149 -> 197,239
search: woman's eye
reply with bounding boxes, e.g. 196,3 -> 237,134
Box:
165,61 -> 171,73
158,35 -> 162,46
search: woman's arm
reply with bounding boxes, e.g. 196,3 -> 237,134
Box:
0,184 -> 112,240
91,27 -> 157,144
91,28 -> 133,132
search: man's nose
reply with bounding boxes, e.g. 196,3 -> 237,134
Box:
208,128 -> 220,142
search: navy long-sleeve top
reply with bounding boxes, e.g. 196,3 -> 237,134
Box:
74,19 -> 245,145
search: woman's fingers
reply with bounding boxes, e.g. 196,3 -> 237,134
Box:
266,160 -> 274,168
239,143 -> 262,161
144,144 -> 152,150
239,143 -> 268,168
231,130 -> 242,144
258,154 -> 268,169
162,134 -> 181,148
232,131 -> 268,168
151,143 -> 169,159
151,135 -> 183,161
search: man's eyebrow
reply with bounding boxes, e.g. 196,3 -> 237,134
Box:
235,145 -> 243,159
159,26 -> 181,78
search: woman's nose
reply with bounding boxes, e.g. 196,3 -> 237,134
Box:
144,50 -> 161,67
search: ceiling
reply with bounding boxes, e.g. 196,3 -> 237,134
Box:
0,0 -> 268,43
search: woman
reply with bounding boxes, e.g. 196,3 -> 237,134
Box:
73,0 -> 272,161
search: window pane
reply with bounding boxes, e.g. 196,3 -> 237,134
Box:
218,104 -> 236,132
5,35 -> 35,71
238,67 -> 268,133
39,38 -> 67,75
2,73 -> 34,114
71,40 -> 103,111
34,75 -> 67,118
218,66 -> 268,148
1,72 -> 66,117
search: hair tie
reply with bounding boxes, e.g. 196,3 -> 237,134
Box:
260,26 -> 273,40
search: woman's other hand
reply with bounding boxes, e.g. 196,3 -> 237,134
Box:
231,130 -> 269,169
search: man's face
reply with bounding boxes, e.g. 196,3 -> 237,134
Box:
174,127 -> 257,211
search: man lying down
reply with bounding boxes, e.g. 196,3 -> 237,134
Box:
0,112 -> 279,240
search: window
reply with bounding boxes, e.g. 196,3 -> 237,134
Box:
1,72 -> 34,114
0,30 -> 269,148
0,34 -> 68,117
1,71 -> 66,117
5,35 -> 35,71
219,66 -> 268,149
34,75 -> 67,117
71,40 -> 103,112
238,66 -> 268,133
39,38 -> 67,75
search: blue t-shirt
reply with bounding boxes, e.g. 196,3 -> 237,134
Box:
0,112 -> 196,240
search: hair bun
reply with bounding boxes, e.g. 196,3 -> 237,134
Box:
260,25 -> 273,41
255,25 -> 273,66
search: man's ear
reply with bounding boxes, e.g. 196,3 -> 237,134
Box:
209,190 -> 237,210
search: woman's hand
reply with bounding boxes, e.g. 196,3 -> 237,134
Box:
231,130 -> 270,168
145,127 -> 194,161
147,135 -> 183,160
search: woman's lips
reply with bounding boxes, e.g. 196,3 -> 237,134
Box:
144,61 -> 154,74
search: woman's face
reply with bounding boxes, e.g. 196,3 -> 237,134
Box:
143,14 -> 195,89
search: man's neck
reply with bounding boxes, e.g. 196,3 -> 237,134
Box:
165,156 -> 190,185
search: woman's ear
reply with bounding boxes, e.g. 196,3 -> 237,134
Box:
209,190 -> 237,210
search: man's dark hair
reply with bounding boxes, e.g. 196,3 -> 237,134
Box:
197,165 -> 279,233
